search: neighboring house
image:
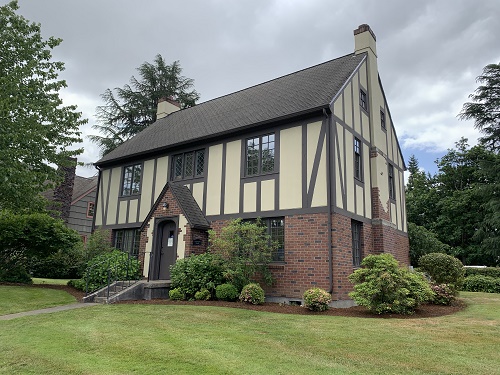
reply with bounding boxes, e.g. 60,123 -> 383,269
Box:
45,162 -> 98,243
93,25 -> 409,303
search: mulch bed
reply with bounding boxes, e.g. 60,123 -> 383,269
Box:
4,283 -> 467,319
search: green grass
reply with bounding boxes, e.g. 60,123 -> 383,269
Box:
32,278 -> 72,285
0,286 -> 76,315
0,292 -> 499,374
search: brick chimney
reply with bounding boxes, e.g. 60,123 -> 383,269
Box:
157,97 -> 181,119
51,158 -> 77,223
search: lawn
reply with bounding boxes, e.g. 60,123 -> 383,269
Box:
32,278 -> 73,285
0,285 -> 76,315
0,292 -> 499,375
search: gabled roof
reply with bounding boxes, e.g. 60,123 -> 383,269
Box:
96,52 -> 366,166
141,182 -> 210,231
71,175 -> 98,204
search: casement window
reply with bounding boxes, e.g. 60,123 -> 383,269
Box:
388,163 -> 396,200
354,137 -> 362,181
121,164 -> 142,196
114,229 -> 141,257
351,220 -> 362,267
243,217 -> 285,262
380,110 -> 386,130
246,133 -> 275,176
86,201 -> 95,218
359,89 -> 368,111
172,149 -> 205,180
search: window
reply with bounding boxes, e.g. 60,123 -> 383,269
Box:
122,164 -> 142,196
114,229 -> 141,257
244,217 -> 285,262
380,110 -> 386,130
351,220 -> 362,267
354,137 -> 362,180
246,133 -> 275,176
388,163 -> 396,200
360,89 -> 368,111
86,201 -> 95,218
172,149 -> 205,180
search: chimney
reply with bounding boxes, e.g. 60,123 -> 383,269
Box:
51,158 -> 77,223
354,24 -> 377,58
156,97 -> 181,119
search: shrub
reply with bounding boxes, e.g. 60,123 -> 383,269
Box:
462,275 -> 500,293
215,283 -> 239,301
28,242 -> 85,279
170,253 -> 225,299
465,267 -> 500,278
419,253 -> 465,292
169,288 -> 185,300
0,264 -> 32,284
195,288 -> 211,301
430,284 -> 456,305
239,283 -> 265,305
408,222 -> 450,266
72,250 -> 141,292
349,254 -> 434,315
303,288 -> 331,312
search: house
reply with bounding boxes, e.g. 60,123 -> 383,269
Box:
93,24 -> 409,303
45,162 -> 98,243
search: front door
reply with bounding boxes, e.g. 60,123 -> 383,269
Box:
157,220 -> 177,280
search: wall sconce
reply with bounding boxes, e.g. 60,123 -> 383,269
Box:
162,202 -> 169,210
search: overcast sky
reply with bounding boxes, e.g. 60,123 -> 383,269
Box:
6,0 -> 500,178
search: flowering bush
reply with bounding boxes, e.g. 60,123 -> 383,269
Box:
430,284 -> 455,305
303,288 -> 332,312
239,283 -> 265,305
418,253 -> 464,293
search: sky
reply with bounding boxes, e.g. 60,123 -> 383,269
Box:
6,0 -> 500,178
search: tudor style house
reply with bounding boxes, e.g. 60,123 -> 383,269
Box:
93,24 -> 409,302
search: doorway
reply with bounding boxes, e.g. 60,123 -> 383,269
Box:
154,220 -> 177,280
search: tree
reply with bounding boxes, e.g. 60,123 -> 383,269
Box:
0,1 -> 85,212
459,63 -> 500,152
90,55 -> 200,156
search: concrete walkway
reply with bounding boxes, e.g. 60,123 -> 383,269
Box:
0,303 -> 98,321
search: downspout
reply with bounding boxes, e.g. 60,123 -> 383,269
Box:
324,108 -> 334,295
91,166 -> 102,233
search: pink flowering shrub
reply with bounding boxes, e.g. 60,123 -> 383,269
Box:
303,288 -> 332,312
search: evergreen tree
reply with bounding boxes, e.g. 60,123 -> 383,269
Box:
90,55 -> 200,156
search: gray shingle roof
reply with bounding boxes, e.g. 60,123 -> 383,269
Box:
96,52 -> 366,166
72,175 -> 98,202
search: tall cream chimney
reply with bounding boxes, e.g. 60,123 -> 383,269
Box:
156,97 -> 181,119
354,24 -> 377,57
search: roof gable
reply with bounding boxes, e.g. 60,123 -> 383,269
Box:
97,53 -> 366,166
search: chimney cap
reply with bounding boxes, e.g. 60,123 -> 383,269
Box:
354,24 -> 376,41
158,96 -> 181,108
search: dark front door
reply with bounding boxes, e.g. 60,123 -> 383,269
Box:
157,220 -> 177,280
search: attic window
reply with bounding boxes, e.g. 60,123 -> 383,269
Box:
360,89 -> 368,111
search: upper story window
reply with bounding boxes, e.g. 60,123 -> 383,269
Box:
380,110 -> 386,130
246,133 -> 275,176
172,149 -> 205,180
86,201 -> 95,218
354,137 -> 362,181
122,163 -> 142,196
360,89 -> 368,112
388,163 -> 396,200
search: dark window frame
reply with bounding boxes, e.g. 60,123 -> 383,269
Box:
354,137 -> 362,181
359,89 -> 368,112
380,109 -> 386,130
114,228 -> 141,257
121,163 -> 142,196
351,220 -> 362,268
245,133 -> 275,176
243,217 -> 285,262
388,163 -> 396,200
86,201 -> 95,218
171,149 -> 205,181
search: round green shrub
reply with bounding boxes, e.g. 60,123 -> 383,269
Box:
349,254 -> 434,315
430,284 -> 456,305
239,283 -> 265,305
462,275 -> 500,293
215,283 -> 239,301
195,288 -> 211,301
169,288 -> 185,300
170,253 -> 225,299
418,253 -> 465,292
303,288 -> 331,312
